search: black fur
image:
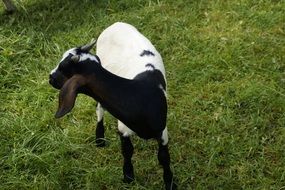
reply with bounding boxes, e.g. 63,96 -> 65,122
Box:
134,69 -> 166,90
140,50 -> 155,57
120,135 -> 134,183
89,66 -> 167,139
95,119 -> 105,147
158,143 -> 177,190
145,63 -> 155,70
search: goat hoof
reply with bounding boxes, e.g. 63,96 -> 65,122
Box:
123,175 -> 134,184
123,172 -> 135,183
165,182 -> 177,190
95,138 -> 106,147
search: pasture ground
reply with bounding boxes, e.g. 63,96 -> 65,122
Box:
1,0 -> 285,189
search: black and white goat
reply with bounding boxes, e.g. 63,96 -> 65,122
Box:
49,22 -> 177,190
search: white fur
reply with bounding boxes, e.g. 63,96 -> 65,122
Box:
161,128 -> 169,145
96,22 -> 166,80
118,120 -> 135,137
79,53 -> 99,62
159,84 -> 167,98
96,103 -> 104,122
62,48 -> 76,61
50,65 -> 59,75
145,64 -> 156,71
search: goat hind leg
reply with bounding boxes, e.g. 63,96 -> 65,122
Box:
120,134 -> 135,183
157,142 -> 177,190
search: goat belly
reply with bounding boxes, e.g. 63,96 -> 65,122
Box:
126,121 -> 164,140
134,127 -> 162,140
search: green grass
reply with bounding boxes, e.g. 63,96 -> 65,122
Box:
1,0 -> 285,189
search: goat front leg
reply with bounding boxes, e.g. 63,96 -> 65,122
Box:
120,134 -> 135,183
95,103 -> 105,147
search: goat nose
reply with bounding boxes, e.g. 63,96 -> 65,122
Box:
49,74 -> 54,84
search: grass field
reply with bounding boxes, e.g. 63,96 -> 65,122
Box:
1,0 -> 285,189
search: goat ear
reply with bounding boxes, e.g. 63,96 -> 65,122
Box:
55,75 -> 86,118
81,38 -> 96,52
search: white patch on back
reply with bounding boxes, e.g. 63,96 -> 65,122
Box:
161,127 -> 169,145
96,22 -> 166,80
118,120 -> 135,137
